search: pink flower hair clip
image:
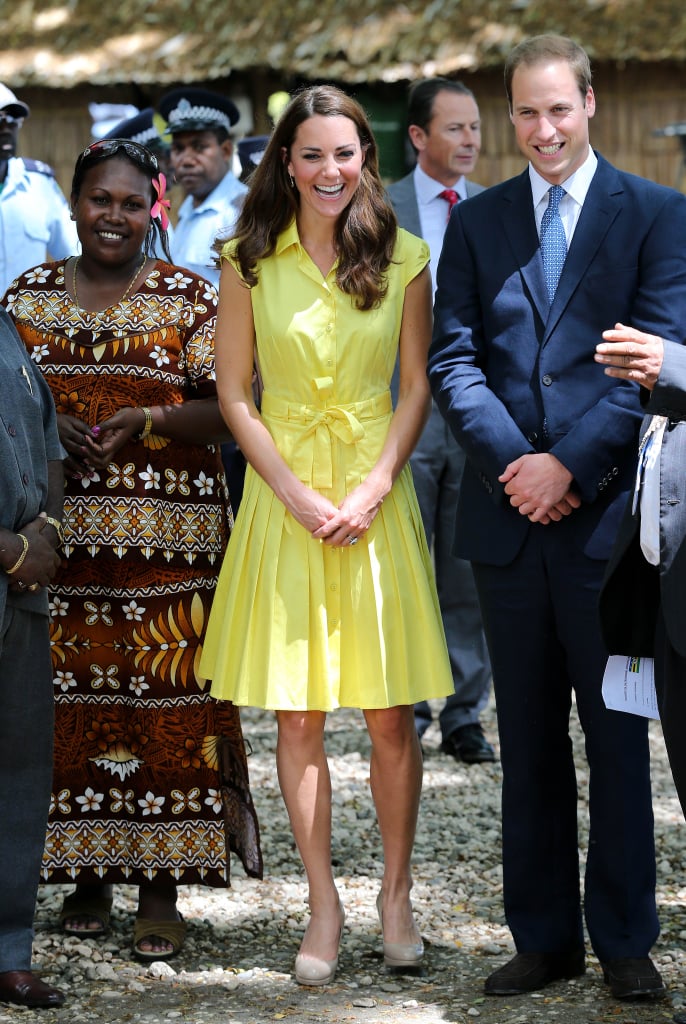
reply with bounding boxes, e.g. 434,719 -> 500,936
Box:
151,173 -> 171,231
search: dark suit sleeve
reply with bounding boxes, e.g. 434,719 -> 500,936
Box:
429,205 -> 534,501
646,339 -> 686,418
602,340 -> 686,657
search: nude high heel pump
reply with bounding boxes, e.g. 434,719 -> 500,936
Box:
376,890 -> 424,968
294,904 -> 346,986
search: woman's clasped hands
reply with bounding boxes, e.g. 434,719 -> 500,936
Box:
289,477 -> 385,547
57,407 -> 149,477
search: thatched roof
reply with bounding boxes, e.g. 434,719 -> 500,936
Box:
2,0 -> 686,89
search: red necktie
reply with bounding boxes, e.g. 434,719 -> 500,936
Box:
439,188 -> 459,220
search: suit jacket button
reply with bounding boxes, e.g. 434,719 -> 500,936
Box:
541,374 -> 553,386
527,431 -> 538,443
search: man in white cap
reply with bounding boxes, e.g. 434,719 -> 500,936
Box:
0,84 -> 77,295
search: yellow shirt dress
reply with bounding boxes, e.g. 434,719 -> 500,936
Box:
200,222 -> 453,711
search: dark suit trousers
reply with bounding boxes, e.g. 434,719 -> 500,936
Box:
655,605 -> 686,814
0,605 -> 54,972
473,525 -> 658,961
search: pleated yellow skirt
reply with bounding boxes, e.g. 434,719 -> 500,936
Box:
200,459 -> 453,711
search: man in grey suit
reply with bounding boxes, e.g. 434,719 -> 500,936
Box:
0,307 -> 64,1007
387,78 -> 495,763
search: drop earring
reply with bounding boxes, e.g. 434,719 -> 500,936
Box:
289,174 -> 295,189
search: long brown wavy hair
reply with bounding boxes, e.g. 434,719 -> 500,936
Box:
217,85 -> 397,311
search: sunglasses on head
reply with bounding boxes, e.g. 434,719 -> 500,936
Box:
75,138 -> 159,172
0,113 -> 24,127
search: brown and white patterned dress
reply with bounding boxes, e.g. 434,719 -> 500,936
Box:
6,259 -> 262,887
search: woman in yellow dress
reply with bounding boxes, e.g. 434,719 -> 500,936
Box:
199,86 -> 453,985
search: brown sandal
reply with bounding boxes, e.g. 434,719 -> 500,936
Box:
59,891 -> 113,938
133,915 -> 186,961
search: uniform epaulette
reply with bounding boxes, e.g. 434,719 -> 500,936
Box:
21,158 -> 56,178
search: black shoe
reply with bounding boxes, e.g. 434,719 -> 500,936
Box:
0,971 -> 65,1008
484,951 -> 585,995
442,723 -> 496,764
601,957 -> 665,999
674,1013 -> 686,1024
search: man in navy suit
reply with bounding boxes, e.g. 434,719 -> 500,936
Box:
429,34 -> 686,999
387,79 -> 494,764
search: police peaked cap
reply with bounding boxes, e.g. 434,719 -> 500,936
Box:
237,135 -> 270,175
158,88 -> 240,134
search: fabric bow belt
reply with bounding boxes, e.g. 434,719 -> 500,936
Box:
261,390 -> 392,490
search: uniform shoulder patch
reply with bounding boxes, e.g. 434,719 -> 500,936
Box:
22,158 -> 56,177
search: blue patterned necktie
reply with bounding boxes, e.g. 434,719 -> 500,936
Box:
540,184 -> 567,302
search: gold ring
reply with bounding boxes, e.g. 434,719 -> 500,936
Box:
28,583 -> 40,592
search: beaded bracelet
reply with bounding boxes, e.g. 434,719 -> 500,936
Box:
44,515 -> 65,548
136,407 -> 153,441
5,533 -> 29,575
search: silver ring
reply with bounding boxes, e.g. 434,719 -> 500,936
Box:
17,581 -> 26,590
348,536 -> 358,546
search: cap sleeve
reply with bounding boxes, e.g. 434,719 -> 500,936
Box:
395,228 -> 430,288
221,238 -> 246,282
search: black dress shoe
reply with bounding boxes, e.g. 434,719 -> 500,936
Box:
601,957 -> 665,999
0,970 -> 65,1008
484,951 -> 585,995
442,723 -> 496,764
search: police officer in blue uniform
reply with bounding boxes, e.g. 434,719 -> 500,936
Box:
158,87 -> 246,286
0,84 -> 77,295
158,87 -> 249,507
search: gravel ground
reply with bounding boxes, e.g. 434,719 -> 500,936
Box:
9,697 -> 686,1024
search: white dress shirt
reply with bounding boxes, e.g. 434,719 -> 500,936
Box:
413,164 -> 468,292
529,148 -> 598,245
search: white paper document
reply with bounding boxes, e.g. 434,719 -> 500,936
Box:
601,655 -> 659,720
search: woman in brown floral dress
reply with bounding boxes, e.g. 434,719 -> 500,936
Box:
4,139 -> 261,960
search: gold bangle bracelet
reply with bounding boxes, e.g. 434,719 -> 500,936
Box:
136,406 -> 153,441
5,533 -> 29,575
44,515 -> 65,548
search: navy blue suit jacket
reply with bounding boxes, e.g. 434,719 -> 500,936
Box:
429,153 -> 686,566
